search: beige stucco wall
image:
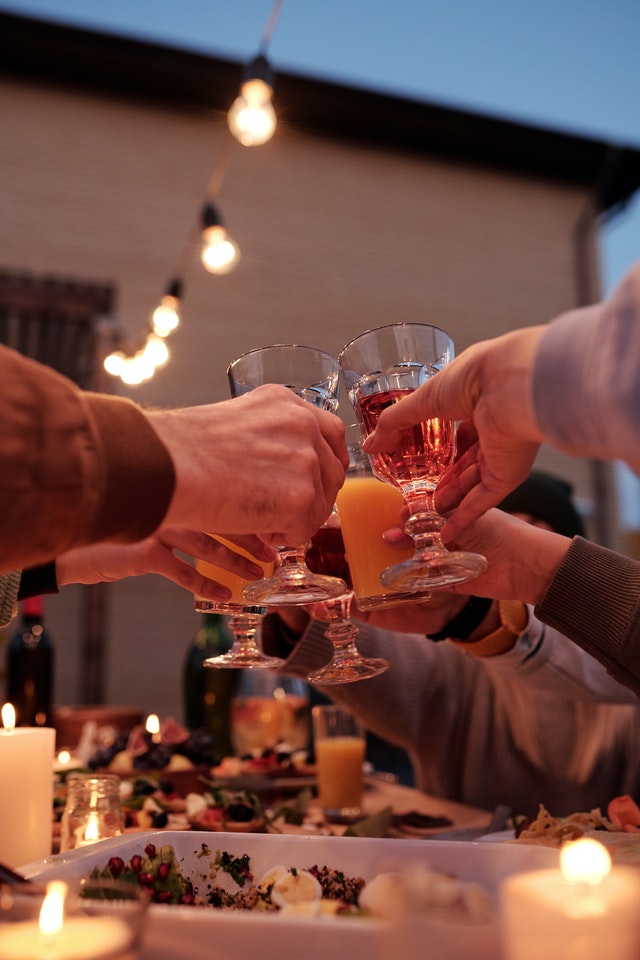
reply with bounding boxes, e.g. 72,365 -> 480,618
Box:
0,75 -> 613,717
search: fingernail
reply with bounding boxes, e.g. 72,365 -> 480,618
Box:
382,528 -> 406,544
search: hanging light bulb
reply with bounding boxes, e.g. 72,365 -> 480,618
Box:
103,350 -> 127,377
152,279 -> 182,337
120,351 -> 155,386
228,54 -> 276,147
200,203 -> 240,275
143,333 -> 170,368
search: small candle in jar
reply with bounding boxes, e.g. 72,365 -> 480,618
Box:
53,749 -> 84,773
0,881 -> 132,960
500,837 -> 640,960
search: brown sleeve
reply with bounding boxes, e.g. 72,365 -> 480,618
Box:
0,344 -> 175,572
535,536 -> 640,695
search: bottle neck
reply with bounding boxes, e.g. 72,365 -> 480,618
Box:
21,595 -> 44,621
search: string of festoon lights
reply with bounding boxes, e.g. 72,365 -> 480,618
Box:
104,0 -> 284,385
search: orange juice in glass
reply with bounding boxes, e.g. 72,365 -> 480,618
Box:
336,474 -> 431,610
194,536 -> 275,613
312,705 -> 365,819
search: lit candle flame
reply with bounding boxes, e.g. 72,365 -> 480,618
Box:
57,749 -> 71,765
560,837 -> 612,884
84,812 -> 100,843
145,713 -> 161,742
39,881 -> 67,936
1,702 -> 16,731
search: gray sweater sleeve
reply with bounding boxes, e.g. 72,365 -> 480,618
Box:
535,537 -> 640,696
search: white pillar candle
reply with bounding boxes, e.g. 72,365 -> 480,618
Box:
500,838 -> 640,960
0,703 -> 55,868
0,914 -> 131,960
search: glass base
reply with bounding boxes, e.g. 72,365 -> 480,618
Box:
354,588 -> 432,611
194,599 -> 266,616
380,550 -> 487,591
243,572 -> 347,605
204,650 -> 284,669
308,655 -> 389,685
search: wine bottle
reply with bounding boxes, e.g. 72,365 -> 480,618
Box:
6,595 -> 54,727
183,613 -> 239,758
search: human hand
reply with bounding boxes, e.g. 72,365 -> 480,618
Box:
56,529 -> 275,602
380,506 -> 570,607
150,384 -> 349,546
363,327 -> 545,539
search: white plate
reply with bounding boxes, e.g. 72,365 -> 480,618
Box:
479,829 -> 517,842
22,830 -> 559,960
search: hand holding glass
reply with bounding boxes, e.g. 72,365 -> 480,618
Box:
228,344 -> 347,605
194,536 -> 282,669
339,323 -> 487,591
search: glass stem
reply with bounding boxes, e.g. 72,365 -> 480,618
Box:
227,614 -> 262,652
277,546 -> 311,577
403,487 -> 446,554
323,594 -> 360,653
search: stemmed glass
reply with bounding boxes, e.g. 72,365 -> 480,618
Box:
194,536 -> 283,669
339,323 -> 487,591
228,344 -> 347,605
304,511 -> 390,685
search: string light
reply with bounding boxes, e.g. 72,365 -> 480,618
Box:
200,203 -> 240,274
228,54 -> 276,146
104,0 -> 284,385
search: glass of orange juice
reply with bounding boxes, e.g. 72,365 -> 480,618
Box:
312,704 -> 365,820
336,472 -> 432,611
193,536 -> 282,669
194,535 -> 275,613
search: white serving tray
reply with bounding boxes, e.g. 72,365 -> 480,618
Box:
22,830 -> 559,960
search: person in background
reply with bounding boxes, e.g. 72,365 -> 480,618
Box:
263,472 -> 640,817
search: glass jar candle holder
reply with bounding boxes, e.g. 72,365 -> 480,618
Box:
60,774 -> 124,853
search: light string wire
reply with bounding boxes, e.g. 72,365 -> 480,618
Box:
109,0 -> 284,384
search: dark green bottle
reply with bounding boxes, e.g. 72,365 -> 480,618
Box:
6,596 -> 54,727
183,614 -> 239,758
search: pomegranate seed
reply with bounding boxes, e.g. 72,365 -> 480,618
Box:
157,862 -> 170,881
130,855 -> 142,873
144,843 -> 157,858
107,857 -> 125,878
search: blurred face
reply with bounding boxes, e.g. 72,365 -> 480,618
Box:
508,510 -> 555,533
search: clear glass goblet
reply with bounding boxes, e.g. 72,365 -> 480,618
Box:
339,323 -> 487,592
228,344 -> 347,605
194,535 -> 283,669
304,515 -> 390,685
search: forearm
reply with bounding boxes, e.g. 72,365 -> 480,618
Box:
533,263 -> 640,471
535,537 -> 640,696
0,346 -> 174,572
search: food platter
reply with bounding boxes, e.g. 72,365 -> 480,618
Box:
22,829 -> 560,960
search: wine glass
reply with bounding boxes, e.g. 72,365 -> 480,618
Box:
228,344 -> 347,605
305,514 -> 390,685
339,323 -> 487,591
194,535 -> 284,669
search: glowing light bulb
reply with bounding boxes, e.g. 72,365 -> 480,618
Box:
228,55 -> 276,146
103,350 -> 127,377
152,295 -> 180,337
119,354 -> 152,385
143,334 -> 170,368
201,225 -> 240,274
228,86 -> 276,146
